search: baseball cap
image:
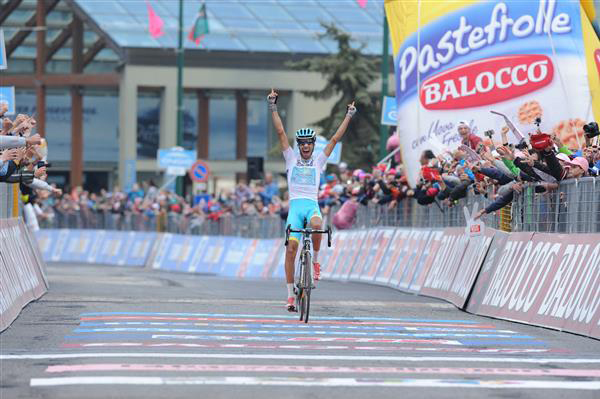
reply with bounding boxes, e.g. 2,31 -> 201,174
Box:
569,157 -> 589,173
556,153 -> 571,163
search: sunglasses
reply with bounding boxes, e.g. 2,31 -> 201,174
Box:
297,140 -> 315,146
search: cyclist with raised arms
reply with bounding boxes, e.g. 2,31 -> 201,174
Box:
267,89 -> 356,311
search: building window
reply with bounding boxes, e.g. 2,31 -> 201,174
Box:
15,89 -> 72,162
183,92 -> 198,151
208,92 -> 236,160
83,89 -> 118,163
137,89 -> 161,159
247,94 -> 268,158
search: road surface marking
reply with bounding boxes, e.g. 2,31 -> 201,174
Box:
78,321 -> 517,334
80,316 -> 496,328
6,353 -> 600,363
72,327 -> 533,339
79,312 -> 480,323
29,376 -> 600,389
64,335 -> 464,345
45,363 -> 600,377
60,342 -> 567,354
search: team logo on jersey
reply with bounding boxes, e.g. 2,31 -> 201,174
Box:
291,166 -> 316,186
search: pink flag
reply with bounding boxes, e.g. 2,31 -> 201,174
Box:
146,2 -> 164,38
357,0 -> 367,8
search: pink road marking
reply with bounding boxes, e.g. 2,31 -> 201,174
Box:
45,363 -> 600,377
60,342 -> 569,354
80,316 -> 496,329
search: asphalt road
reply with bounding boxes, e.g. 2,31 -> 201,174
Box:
1,263 -> 600,399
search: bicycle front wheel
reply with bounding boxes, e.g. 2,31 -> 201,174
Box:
302,249 -> 312,323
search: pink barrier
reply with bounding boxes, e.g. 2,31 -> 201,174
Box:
420,228 -> 468,302
0,219 -> 48,331
466,232 -> 600,339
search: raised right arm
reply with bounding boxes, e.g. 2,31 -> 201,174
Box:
268,89 -> 289,152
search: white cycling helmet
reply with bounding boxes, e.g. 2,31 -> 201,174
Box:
295,128 -> 316,141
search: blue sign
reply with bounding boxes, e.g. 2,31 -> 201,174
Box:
123,159 -> 136,192
381,96 -> 397,126
189,160 -> 210,183
157,148 -> 196,169
294,135 -> 342,165
0,30 -> 6,70
0,87 -> 14,114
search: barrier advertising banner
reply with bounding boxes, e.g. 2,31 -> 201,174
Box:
420,228 -> 468,301
360,228 -> 396,282
409,230 -> 444,293
397,230 -> 432,291
1,219 -> 48,331
385,0 -> 600,187
348,229 -> 380,281
446,229 -> 494,309
466,232 -> 600,339
374,229 -> 408,286
326,230 -> 350,280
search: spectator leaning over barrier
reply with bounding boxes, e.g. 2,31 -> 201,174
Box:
457,120 -> 482,150
268,88 -> 356,312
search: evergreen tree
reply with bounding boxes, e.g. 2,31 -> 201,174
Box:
286,22 -> 381,170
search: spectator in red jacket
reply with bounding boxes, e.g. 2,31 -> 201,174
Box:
457,120 -> 482,150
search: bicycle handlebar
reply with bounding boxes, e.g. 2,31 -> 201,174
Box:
285,224 -> 332,248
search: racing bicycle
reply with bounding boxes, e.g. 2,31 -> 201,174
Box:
284,221 -> 331,323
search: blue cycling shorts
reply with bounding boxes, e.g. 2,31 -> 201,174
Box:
286,198 -> 322,242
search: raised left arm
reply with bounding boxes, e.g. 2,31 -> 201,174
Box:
324,102 -> 356,157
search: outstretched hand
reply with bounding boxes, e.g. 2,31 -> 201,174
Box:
346,101 -> 356,118
267,89 -> 278,112
267,89 -> 278,104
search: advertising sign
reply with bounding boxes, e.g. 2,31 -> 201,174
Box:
0,87 -> 15,114
0,30 -> 6,70
385,0 -> 600,186
381,96 -> 398,126
157,147 -> 196,169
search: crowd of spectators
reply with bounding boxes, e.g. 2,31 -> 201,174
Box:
2,102 -> 599,232
412,117 -> 600,221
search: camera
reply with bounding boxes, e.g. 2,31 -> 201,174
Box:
484,129 -> 494,139
583,122 -> 599,139
515,139 -> 529,150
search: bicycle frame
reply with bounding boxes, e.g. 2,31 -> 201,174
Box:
284,223 -> 331,323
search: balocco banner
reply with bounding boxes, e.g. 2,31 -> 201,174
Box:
385,0 -> 600,186
467,232 -> 600,339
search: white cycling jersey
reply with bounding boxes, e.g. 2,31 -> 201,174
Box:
283,147 -> 328,202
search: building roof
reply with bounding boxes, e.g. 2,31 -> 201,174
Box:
75,0 -> 387,55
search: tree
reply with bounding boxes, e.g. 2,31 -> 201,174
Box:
286,22 -> 382,170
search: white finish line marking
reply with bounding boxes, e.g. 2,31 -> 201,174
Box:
60,342 -> 567,354
44,363 -> 600,377
6,353 -> 600,364
30,376 -> 600,389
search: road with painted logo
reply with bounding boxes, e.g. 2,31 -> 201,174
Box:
1,263 -> 600,398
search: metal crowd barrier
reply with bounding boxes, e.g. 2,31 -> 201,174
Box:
38,177 -> 600,236
511,177 -> 600,234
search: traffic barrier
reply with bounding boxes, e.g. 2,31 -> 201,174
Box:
466,232 -> 600,340
35,226 -> 600,340
35,229 -> 156,267
1,219 -> 48,331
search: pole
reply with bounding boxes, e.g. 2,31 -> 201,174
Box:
379,9 -> 390,159
176,0 -> 185,196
